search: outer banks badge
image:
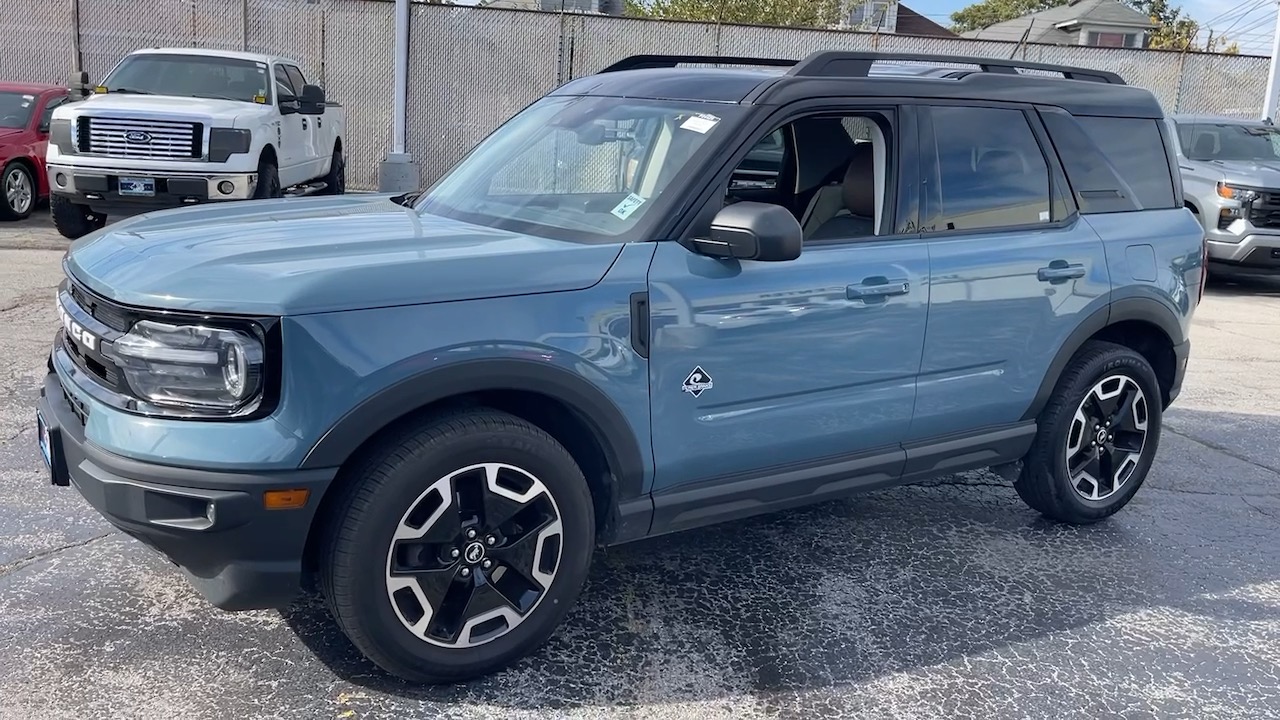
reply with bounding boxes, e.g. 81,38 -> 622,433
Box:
682,366 -> 713,397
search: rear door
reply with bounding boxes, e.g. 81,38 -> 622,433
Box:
909,103 -> 1110,442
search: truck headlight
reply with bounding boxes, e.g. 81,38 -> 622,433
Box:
1217,182 -> 1259,203
106,320 -> 265,414
49,118 -> 74,154
209,128 -> 252,163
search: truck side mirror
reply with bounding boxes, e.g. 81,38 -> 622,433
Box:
67,70 -> 91,100
299,85 -> 326,114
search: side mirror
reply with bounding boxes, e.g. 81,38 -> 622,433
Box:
691,202 -> 802,262
38,120 -> 50,134
299,84 -> 325,114
67,70 -> 91,100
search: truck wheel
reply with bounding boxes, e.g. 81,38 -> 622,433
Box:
50,194 -> 105,239
321,148 -> 345,195
1,161 -> 35,220
319,409 -> 595,683
254,159 -> 282,199
1014,340 -> 1162,524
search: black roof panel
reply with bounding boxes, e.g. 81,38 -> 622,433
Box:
550,67 -> 785,104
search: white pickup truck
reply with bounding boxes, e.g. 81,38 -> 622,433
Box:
46,47 -> 346,239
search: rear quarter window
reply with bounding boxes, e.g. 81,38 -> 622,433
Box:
1038,109 -> 1175,214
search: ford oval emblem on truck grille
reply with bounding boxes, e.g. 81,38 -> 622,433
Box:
124,130 -> 152,144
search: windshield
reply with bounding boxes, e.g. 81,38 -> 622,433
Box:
101,54 -> 272,104
415,95 -> 743,243
0,92 -> 37,129
1178,121 -> 1280,162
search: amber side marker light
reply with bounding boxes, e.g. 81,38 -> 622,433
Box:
264,489 -> 310,510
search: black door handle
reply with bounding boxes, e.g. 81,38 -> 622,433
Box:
1037,261 -> 1085,283
301,118 -> 308,130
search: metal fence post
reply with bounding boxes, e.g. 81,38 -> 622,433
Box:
70,0 -> 83,73
1172,50 -> 1188,114
378,0 -> 418,192
242,0 -> 249,51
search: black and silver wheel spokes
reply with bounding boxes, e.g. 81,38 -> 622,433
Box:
385,463 -> 563,648
1065,374 -> 1149,501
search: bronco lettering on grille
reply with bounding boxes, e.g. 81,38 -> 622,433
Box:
57,296 -> 99,353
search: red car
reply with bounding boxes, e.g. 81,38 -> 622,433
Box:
1,82 -> 71,221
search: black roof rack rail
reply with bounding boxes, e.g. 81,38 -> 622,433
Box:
598,54 -> 798,73
789,51 -> 1125,84
597,51 -> 1124,85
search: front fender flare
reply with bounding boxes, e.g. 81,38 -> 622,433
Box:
299,358 -> 647,502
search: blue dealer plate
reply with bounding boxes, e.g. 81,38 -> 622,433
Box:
118,177 -> 156,197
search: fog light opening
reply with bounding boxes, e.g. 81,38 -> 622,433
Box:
218,181 -> 235,195
55,173 -> 67,187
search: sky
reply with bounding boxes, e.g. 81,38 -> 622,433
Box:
904,0 -> 1277,55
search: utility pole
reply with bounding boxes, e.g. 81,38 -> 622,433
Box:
1263,0 -> 1280,122
379,0 -> 419,193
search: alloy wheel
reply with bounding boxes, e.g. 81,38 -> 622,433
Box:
5,167 -> 32,216
1065,374 -> 1149,501
385,462 -> 563,649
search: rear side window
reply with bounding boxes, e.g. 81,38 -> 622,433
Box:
1075,117 -> 1176,210
1038,109 -> 1171,213
924,105 -> 1055,232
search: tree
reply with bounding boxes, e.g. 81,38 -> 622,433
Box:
949,0 -> 1232,53
625,0 -> 846,29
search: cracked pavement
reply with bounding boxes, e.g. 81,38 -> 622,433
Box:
0,218 -> 1278,720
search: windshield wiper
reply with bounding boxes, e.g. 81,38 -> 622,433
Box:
108,87 -> 154,95
193,93 -> 251,102
393,191 -> 423,207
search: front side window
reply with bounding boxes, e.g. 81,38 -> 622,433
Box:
103,54 -> 272,104
274,66 -> 296,102
926,105 -> 1053,232
0,92 -> 38,129
416,96 -> 742,243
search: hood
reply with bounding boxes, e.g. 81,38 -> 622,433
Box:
1190,158 -> 1280,188
66,94 -> 271,126
64,195 -> 626,316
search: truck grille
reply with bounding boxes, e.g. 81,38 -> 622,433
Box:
76,116 -> 203,160
1249,192 -> 1280,229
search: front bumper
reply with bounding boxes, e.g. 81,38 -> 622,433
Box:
1205,233 -> 1280,269
37,371 -> 335,611
47,162 -> 257,215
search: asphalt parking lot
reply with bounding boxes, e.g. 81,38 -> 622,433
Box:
0,215 -> 1278,720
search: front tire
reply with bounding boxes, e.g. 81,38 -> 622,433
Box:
1,161 -> 35,220
50,194 -> 105,239
319,409 -> 595,683
254,158 -> 282,199
1015,340 -> 1162,524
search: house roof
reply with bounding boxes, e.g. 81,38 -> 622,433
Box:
895,4 -> 957,38
961,0 -> 1156,44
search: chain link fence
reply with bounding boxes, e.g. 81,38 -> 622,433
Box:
0,0 -> 1271,190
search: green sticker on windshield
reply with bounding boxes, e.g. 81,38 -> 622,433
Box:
611,193 -> 646,220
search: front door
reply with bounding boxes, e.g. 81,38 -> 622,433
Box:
272,64 -> 305,185
645,105 -> 928,530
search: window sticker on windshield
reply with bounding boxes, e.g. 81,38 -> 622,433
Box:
680,113 -> 720,134
611,193 -> 647,220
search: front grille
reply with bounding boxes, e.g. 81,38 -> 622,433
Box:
61,331 -> 120,388
69,282 -> 130,332
77,116 -> 203,160
1248,192 -> 1280,229
62,386 -> 89,426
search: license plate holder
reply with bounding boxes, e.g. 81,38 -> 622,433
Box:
118,176 -> 156,197
37,409 -> 52,469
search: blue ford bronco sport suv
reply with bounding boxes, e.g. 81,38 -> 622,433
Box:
37,51 -> 1204,683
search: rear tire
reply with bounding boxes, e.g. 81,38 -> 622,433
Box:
50,194 -> 105,239
319,409 -> 595,684
1,161 -> 35,220
1015,340 -> 1162,524
320,148 -> 345,195
254,158 -> 282,199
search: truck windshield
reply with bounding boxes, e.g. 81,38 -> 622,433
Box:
1178,121 -> 1280,162
0,92 -> 37,128
415,95 -> 743,243
101,54 -> 272,104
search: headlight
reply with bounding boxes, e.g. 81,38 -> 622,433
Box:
1217,182 -> 1259,203
208,128 -> 252,163
49,118 -> 74,154
105,320 -> 265,414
